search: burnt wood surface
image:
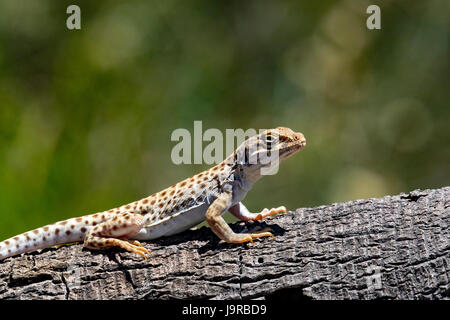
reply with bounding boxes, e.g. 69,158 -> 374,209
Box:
0,186 -> 448,300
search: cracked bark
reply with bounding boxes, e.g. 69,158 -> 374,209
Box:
0,187 -> 448,300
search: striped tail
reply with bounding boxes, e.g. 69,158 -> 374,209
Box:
0,215 -> 98,261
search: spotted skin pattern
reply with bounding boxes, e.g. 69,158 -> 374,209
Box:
0,127 -> 306,260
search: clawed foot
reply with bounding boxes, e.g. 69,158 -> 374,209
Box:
122,240 -> 151,261
232,230 -> 275,244
254,206 -> 288,221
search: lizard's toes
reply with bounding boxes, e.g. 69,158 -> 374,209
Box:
268,206 -> 286,213
251,231 -> 275,240
231,231 -> 275,245
259,206 -> 288,219
123,241 -> 151,260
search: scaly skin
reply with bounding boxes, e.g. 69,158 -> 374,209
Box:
0,127 -> 306,260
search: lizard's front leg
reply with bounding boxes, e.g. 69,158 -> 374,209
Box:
228,202 -> 287,222
83,213 -> 151,260
205,193 -> 274,244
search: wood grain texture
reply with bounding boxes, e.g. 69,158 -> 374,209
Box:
0,187 -> 448,300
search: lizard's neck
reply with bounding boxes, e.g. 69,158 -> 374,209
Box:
222,154 -> 261,193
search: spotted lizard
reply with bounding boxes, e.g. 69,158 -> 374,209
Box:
0,127 -> 306,261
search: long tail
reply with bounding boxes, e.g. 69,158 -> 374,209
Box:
0,214 -> 103,261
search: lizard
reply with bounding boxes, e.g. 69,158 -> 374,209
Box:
0,127 -> 306,261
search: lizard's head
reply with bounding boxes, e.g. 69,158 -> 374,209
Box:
265,126 -> 306,161
232,127 -> 306,181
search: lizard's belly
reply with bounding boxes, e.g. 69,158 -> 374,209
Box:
133,203 -> 209,240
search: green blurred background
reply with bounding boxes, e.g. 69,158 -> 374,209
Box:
0,0 -> 448,240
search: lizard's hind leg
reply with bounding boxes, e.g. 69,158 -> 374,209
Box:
83,213 -> 151,260
229,202 -> 287,221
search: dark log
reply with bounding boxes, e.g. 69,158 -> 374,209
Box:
0,187 -> 448,300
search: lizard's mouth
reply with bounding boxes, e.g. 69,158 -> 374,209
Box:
279,140 -> 305,159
